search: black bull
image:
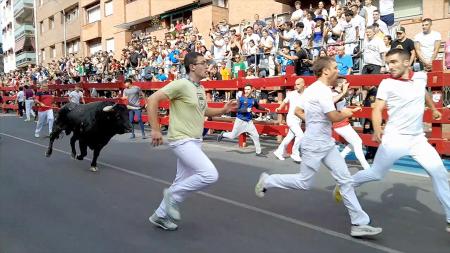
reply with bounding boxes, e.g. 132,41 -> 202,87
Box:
46,101 -> 140,171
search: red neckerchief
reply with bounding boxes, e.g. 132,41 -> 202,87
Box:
390,70 -> 414,81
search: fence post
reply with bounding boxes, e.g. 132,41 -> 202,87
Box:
430,60 -> 444,139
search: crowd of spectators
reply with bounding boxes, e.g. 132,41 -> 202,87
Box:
0,0 -> 444,107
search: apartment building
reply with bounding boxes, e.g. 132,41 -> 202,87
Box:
1,0 -> 16,73
14,0 -> 36,68
35,0 -> 449,65
35,0 -> 82,65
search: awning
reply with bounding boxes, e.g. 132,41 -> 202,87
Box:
15,37 -> 26,52
115,16 -> 153,30
15,36 -> 35,53
159,2 -> 201,19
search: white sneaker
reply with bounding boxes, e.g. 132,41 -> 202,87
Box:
34,133 -> 39,138
149,213 -> 178,231
290,154 -> 302,162
255,172 -> 269,198
273,150 -> 285,160
163,189 -> 180,221
350,225 -> 382,237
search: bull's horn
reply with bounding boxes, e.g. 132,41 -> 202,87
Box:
126,105 -> 141,110
102,105 -> 114,112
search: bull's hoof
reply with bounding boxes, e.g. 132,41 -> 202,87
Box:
76,155 -> 84,160
89,167 -> 98,172
71,153 -> 76,159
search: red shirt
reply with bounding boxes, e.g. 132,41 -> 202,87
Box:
35,91 -> 54,112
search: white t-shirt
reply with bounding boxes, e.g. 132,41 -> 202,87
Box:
375,19 -> 389,36
283,90 -> 303,121
414,31 -> 442,62
341,19 -> 358,43
298,81 -> 336,152
376,72 -> 427,136
329,6 -> 337,18
260,36 -> 275,54
354,15 -> 366,40
283,29 -> 298,49
243,34 -> 261,54
363,37 -> 388,66
379,0 -> 394,15
68,90 -> 84,104
291,9 -> 304,22
17,91 -> 25,102
364,5 -> 377,26
213,38 -> 226,61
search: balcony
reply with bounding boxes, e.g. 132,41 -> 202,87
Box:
14,0 -> 34,24
14,24 -> 34,41
81,21 -> 101,42
125,0 -> 151,24
15,51 -> 36,67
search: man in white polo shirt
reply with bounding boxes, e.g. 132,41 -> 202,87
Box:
414,18 -> 442,71
255,56 -> 382,237
341,48 -> 450,233
273,78 -> 305,162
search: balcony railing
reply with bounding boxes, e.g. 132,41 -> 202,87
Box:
14,24 -> 34,40
13,0 -> 33,16
15,51 -> 36,66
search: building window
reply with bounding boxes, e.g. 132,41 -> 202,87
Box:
39,21 -> 44,34
65,7 -> 79,23
106,38 -> 114,53
215,0 -> 228,8
67,40 -> 79,54
50,46 -> 56,58
89,41 -> 102,55
49,16 -> 54,30
394,0 -> 422,18
105,1 -> 113,16
41,49 -> 45,61
87,5 -> 101,24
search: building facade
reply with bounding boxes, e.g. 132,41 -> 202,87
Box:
1,0 -> 16,73
35,0 -> 450,66
35,0 -> 82,65
14,0 -> 36,68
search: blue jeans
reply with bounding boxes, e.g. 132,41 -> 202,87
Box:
129,109 -> 145,136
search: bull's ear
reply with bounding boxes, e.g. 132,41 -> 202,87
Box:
102,105 -> 114,112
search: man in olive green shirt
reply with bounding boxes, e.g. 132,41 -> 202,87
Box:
147,52 -> 236,231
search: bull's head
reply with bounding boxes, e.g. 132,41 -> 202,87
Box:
102,104 -> 135,134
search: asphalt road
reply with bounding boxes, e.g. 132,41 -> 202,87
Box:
1,114 -> 449,253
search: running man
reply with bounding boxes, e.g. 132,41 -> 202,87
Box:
146,52 -> 236,230
339,48 -> 450,233
332,76 -> 370,170
273,78 -> 305,162
255,56 -> 382,237
34,83 -> 54,138
217,84 -> 270,156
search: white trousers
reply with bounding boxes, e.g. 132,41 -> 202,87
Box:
155,139 -> 219,218
25,99 -> 36,120
35,110 -> 54,135
265,146 -> 371,225
276,117 -> 303,157
353,134 -> 450,223
223,118 -> 261,154
335,124 -> 370,170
